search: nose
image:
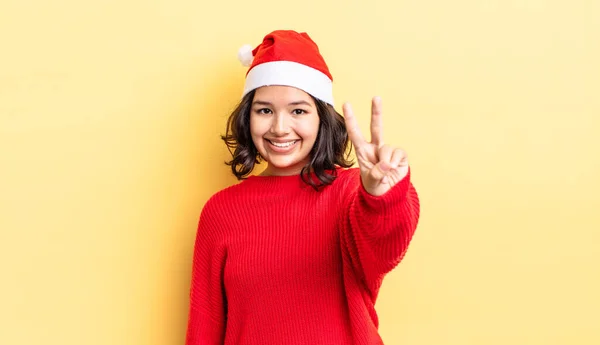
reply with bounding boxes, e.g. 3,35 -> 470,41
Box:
269,113 -> 291,136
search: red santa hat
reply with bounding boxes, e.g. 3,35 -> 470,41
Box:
237,30 -> 335,106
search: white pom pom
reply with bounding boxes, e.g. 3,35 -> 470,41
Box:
237,44 -> 254,67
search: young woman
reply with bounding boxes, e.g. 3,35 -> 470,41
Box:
185,30 -> 420,345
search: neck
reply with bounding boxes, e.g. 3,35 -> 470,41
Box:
260,161 -> 309,177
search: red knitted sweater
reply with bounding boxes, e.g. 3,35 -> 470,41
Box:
185,167 -> 420,345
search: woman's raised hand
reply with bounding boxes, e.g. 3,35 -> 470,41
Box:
342,97 -> 409,196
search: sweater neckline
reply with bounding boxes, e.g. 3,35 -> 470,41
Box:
245,173 -> 305,185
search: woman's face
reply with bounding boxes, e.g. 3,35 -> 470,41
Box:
249,86 -> 320,176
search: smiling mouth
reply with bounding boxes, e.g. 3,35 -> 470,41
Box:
267,140 -> 299,148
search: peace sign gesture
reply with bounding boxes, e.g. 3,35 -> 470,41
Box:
342,97 -> 409,197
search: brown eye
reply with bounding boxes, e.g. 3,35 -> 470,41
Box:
292,109 -> 306,115
257,108 -> 272,114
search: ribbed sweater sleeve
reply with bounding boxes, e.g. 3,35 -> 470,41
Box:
339,168 -> 420,299
186,196 -> 228,345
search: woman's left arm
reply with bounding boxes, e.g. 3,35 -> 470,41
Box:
339,97 -> 421,298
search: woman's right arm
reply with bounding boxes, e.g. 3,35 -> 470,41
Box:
185,199 -> 228,345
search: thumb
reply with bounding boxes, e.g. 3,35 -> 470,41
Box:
362,161 -> 391,189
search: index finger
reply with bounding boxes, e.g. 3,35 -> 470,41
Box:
342,102 -> 366,147
370,96 -> 384,147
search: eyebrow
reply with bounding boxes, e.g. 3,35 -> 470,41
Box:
252,100 -> 313,107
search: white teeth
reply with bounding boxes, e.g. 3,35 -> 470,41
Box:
269,140 -> 297,148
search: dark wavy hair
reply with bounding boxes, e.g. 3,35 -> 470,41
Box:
221,89 -> 354,190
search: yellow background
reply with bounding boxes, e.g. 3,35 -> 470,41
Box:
1,0 -> 599,344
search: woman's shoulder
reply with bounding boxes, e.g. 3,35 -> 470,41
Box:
204,179 -> 246,202
335,166 -> 360,179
